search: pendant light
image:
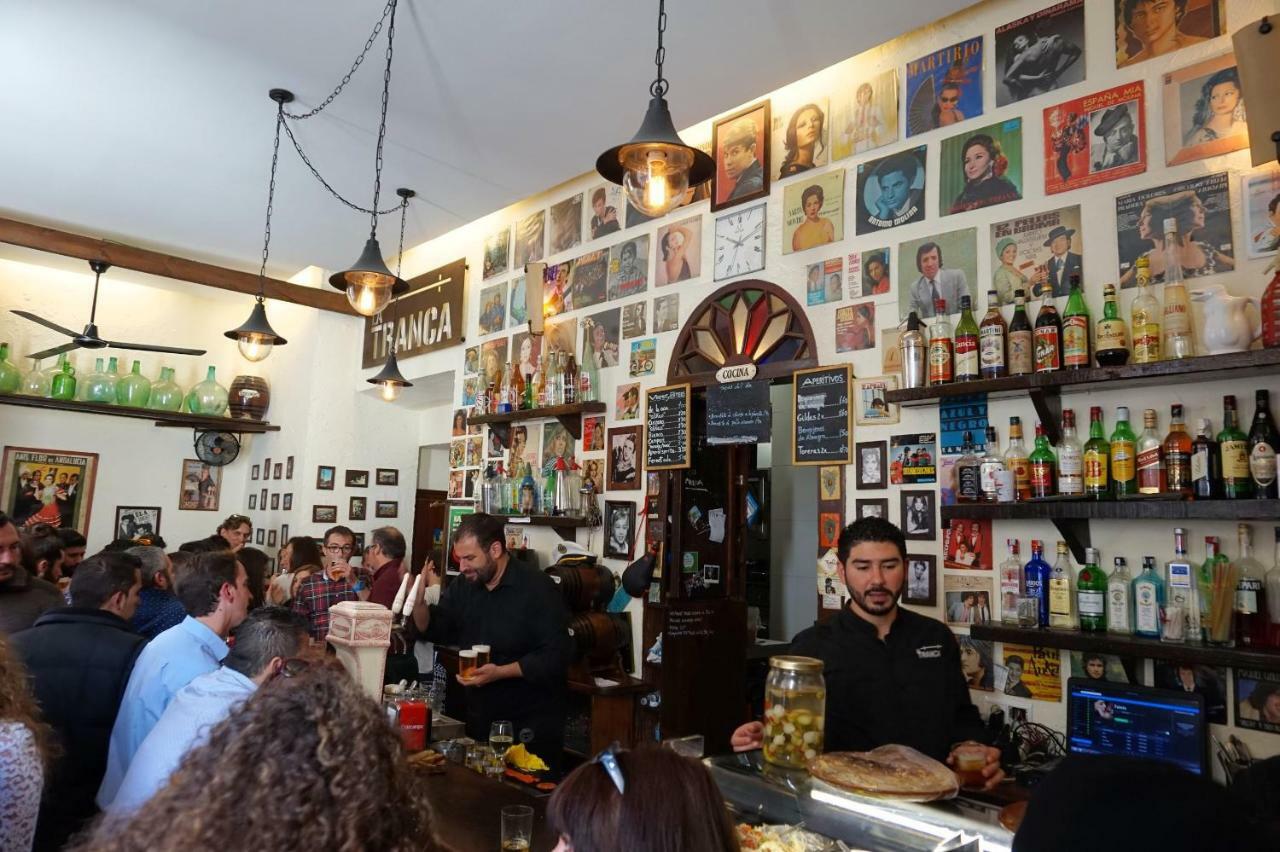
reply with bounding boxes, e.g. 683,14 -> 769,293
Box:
596,0 -> 713,218
368,188 -> 415,402
328,0 -> 408,316
225,89 -> 291,361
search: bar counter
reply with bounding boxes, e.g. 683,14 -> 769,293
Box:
420,760 -> 557,851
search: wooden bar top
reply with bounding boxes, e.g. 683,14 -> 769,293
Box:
419,760 -> 558,851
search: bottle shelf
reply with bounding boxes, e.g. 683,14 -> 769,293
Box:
0,392 -> 280,433
503,513 -> 597,541
969,623 -> 1280,673
467,400 -> 607,446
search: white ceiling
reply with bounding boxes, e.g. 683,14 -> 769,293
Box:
0,0 -> 974,278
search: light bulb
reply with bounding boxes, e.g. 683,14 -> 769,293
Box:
645,156 -> 668,209
236,333 -> 273,363
378,381 -> 401,402
347,282 -> 393,316
620,144 -> 693,218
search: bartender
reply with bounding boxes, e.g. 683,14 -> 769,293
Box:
411,513 -> 572,772
731,517 -> 1004,790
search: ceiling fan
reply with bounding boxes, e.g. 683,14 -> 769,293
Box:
12,260 -> 207,360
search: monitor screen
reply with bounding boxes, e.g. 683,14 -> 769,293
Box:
1066,677 -> 1207,775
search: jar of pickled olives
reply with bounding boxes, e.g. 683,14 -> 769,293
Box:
762,655 -> 826,769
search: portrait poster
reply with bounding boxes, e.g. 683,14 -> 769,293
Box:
585,184 -> 623,241
1043,81 -> 1146,195
540,422 -> 577,475
177,459 -> 220,512
856,441 -> 888,490
465,437 -> 483,468
567,249 -> 608,311
995,0 -> 1086,107
1242,167 -> 1280,258
958,635 -> 995,692
464,345 -> 479,375
890,433 -> 937,484
999,644 -> 1062,701
511,330 -> 542,382
1115,171 -> 1232,288
603,501 -> 637,560
655,216 -> 702,287
607,425 -> 644,491
542,260 -> 571,319
621,302 -> 647,340
478,337 -> 508,389
653,294 -> 679,333
1163,53 -> 1248,166
1070,651 -> 1136,684
482,226 -> 510,280
712,100 -> 770,211
783,169 -> 845,255
544,316 -> 577,359
896,228 -> 978,320
615,382 -> 641,421
513,209 -> 545,269
807,258 -> 843,306
855,146 -> 926,235
629,338 -> 657,377
943,574 -> 993,625
771,96 -> 830,181
1115,0 -> 1226,69
549,194 -> 583,255
447,471 -> 464,500
507,424 -> 539,472
854,376 -> 899,426
856,248 -> 892,298
905,36 -> 984,137
939,118 -> 1023,216
835,302 -> 876,353
1234,668 -> 1280,734
449,439 -> 465,470
902,554 -> 936,605
584,308 -> 622,370
2,446 -> 98,533
900,490 -> 936,540
583,415 -> 606,453
508,275 -> 528,326
1155,662 -> 1228,725
582,458 -> 605,496
831,68 -> 899,160
944,518 -> 994,571
990,206 -> 1084,301
461,377 -> 478,406
607,234 -> 650,299
477,281 -> 507,335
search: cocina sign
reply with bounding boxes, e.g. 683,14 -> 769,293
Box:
715,363 -> 758,383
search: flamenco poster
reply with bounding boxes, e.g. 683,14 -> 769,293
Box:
2,446 -> 99,534
905,36 -> 984,138
1043,81 -> 1146,195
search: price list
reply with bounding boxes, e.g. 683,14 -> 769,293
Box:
792,365 -> 852,465
646,383 -> 691,470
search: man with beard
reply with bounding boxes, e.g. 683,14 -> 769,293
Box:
730,517 -> 1002,788
410,513 -> 571,773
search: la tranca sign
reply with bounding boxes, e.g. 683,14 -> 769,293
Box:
362,258 -> 466,369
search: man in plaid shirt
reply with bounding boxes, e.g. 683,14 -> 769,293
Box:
291,526 -> 367,640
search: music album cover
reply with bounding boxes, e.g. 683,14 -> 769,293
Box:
989,205 -> 1084,301
890,432 -> 937,484
905,36 -> 984,137
1242,167 -> 1280,259
939,118 -> 1023,216
995,0 -> 1085,107
607,234 -> 650,299
896,228 -> 979,320
855,146 -> 926,235
834,302 -> 876,353
1115,172 -> 1233,289
771,96 -> 830,181
1162,52 -> 1248,166
1043,81 -> 1146,195
831,68 -> 899,160
806,258 -> 844,306
783,169 -> 844,255
1115,0 -> 1226,70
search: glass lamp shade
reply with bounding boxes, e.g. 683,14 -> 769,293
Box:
329,237 -> 408,317
368,348 -> 412,403
224,300 -> 286,362
596,95 -> 714,219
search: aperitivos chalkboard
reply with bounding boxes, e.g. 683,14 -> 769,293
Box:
646,383 -> 691,470
792,365 -> 852,465
706,379 -> 771,445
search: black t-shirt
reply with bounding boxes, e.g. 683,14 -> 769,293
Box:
789,606 -> 989,761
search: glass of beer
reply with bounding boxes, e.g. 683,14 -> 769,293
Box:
501,805 -> 533,851
473,644 -> 491,667
952,742 -> 988,789
458,649 -> 478,681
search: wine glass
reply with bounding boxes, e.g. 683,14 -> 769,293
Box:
490,720 -> 514,758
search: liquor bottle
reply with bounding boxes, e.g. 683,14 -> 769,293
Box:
1161,217 -> 1194,360
1165,528 -> 1198,644
979,427 -> 1005,504
1083,406 -> 1111,500
552,352 -> 568,406
956,431 -> 982,503
1029,422 -> 1057,499
1265,527 -> 1280,649
1077,547 -> 1108,633
979,289 -> 1008,379
534,350 -> 549,408
954,295 -> 979,382
1199,536 -> 1234,647
1107,556 -> 1133,635
1191,418 -> 1223,499
511,362 -> 527,410
1248,389 -> 1279,498
928,299 -> 954,385
1132,556 -> 1165,639
1033,294 -> 1063,373
1219,395 -> 1250,499
1008,290 -> 1034,377
1235,523 -> 1268,648
1110,406 -> 1138,498
481,463 -> 500,514
579,332 -> 600,403
1057,409 -> 1084,496
563,353 -> 579,405
1024,540 -> 1052,627
1136,409 -> 1166,495
1004,416 -> 1032,501
1095,283 -> 1130,366
1131,254 -> 1161,364
1062,273 -> 1090,369
1048,541 -> 1078,629
1164,405 -> 1192,498
1000,539 -> 1023,624
497,363 -> 514,414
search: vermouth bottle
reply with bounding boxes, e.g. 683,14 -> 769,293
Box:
1062,273 -> 1090,369
979,289 -> 1008,379
1008,290 -> 1033,376
1234,523 -> 1268,648
1034,295 -> 1063,373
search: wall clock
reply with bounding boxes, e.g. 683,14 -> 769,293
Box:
714,203 -> 767,281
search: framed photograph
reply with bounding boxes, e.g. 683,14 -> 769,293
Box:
376,468 -> 399,486
1233,668 -> 1279,733
1243,167 -> 1280,259
273,463 -> 282,480
944,574 -> 994,625
1115,0 -> 1225,69
316,466 -> 335,490
890,433 -> 938,485
283,493 -> 293,511
583,416 -> 606,453
782,169 -> 844,255
832,68 -> 899,159
176,459 -> 220,512
345,469 -> 369,488
482,225 -> 510,280
375,500 -> 399,519
352,532 -> 366,553
944,518 -> 994,571
312,505 -> 338,524
263,457 -> 272,479
905,37 -> 983,137
654,216 -> 702,286
255,528 -> 265,545
267,529 -> 277,548
260,488 -> 267,509
939,118 -> 1023,217
1163,53 -> 1248,166
251,464 -> 260,480
855,441 -> 888,490
270,493 -> 280,511
607,425 -> 644,491
447,470 -> 465,500
900,490 -> 937,540
854,376 -> 900,426
281,523 -> 289,542
855,146 -> 926,235
286,456 -> 294,479
903,554 -> 936,606
818,466 -> 842,502
115,506 -> 160,540
994,0 -> 1085,107
712,100 -> 770,211
603,500 -> 636,559
350,496 -> 367,521
856,498 -> 889,520
897,227 -> 979,320
990,205 -> 1084,301
249,493 -> 257,510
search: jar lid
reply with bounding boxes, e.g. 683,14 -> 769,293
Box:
769,655 -> 824,673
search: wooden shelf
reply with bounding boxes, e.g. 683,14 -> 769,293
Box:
0,392 -> 280,433
503,513 -> 596,541
467,401 -> 607,447
970,623 -> 1280,673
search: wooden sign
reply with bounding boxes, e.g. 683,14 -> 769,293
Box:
706,379 -> 770,445
792,365 -> 852,466
645,383 -> 691,470
362,258 -> 466,368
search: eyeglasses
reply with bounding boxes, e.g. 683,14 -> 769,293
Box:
278,657 -> 310,679
940,96 -> 959,104
592,741 -> 625,795
324,544 -> 354,553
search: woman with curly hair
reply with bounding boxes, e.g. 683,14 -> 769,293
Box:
1182,66 -> 1246,146
777,103 -> 826,179
949,134 -> 1021,214
79,665 -> 449,852
0,636 -> 55,852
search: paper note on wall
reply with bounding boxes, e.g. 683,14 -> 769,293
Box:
708,508 -> 726,543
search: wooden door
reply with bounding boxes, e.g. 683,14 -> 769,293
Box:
412,489 -> 447,573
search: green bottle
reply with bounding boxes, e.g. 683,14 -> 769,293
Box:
1076,547 -> 1108,632
116,359 -> 152,408
50,355 -> 77,401
1029,422 -> 1057,498
0,343 -> 20,394
147,367 -> 184,412
102,356 -> 121,404
20,358 -> 50,397
1062,273 -> 1090,369
1110,406 -> 1138,497
185,365 -> 229,415
81,357 -> 114,403
1083,406 -> 1110,500
1218,394 -> 1250,499
954,295 -> 980,382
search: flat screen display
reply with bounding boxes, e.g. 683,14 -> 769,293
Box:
1066,677 -> 1206,775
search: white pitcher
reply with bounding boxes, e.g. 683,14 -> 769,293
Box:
1191,284 -> 1262,355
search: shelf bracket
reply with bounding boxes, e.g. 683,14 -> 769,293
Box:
1028,387 -> 1062,444
1051,517 -> 1091,564
555,414 -> 584,440
489,423 -> 510,449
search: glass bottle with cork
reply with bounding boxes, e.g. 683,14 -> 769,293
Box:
1048,541 -> 1078,629
1056,409 -> 1084,497
1248,389 -> 1278,499
1219,395 -> 1250,499
979,288 -> 1008,379
1234,523 -> 1268,648
1007,289 -> 1033,376
1077,547 -> 1108,633
1109,406 -> 1138,498
1136,409 -> 1166,495
1131,254 -> 1161,364
953,295 -> 979,382
1004,416 -> 1031,502
1062,273 -> 1090,369
1163,405 -> 1192,498
1029,422 -> 1057,499
928,299 -> 953,385
1083,406 -> 1111,500
1161,216 -> 1194,360
1095,283 -> 1130,366
1034,293 -> 1063,373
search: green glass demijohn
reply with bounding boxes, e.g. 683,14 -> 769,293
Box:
50,354 -> 77,401
115,359 -> 152,408
100,356 -> 121,403
0,343 -> 21,394
20,358 -> 50,397
81,357 -> 115,403
147,366 -> 184,412
185,365 -> 229,416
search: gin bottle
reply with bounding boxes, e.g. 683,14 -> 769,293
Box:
1165,528 -> 1198,644
1077,547 -> 1108,633
1107,557 -> 1133,635
1048,541 -> 1078,629
1132,556 -> 1165,639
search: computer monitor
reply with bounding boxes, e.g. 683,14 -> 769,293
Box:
1065,677 -> 1207,776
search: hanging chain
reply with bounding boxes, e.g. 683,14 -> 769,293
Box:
283,0 -> 395,120
256,103 -> 285,299
279,119 -> 401,216
395,196 -> 409,279
649,0 -> 669,98
368,0 -> 398,238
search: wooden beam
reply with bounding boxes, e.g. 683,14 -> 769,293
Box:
0,215 -> 358,316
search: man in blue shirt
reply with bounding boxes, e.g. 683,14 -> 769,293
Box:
106,606 -> 308,814
98,549 -> 250,808
126,546 -> 185,640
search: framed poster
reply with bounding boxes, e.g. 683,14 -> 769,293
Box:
903,553 -> 937,606
115,506 -> 160,541
316,466 -> 335,490
1,446 -> 99,533
712,100 -> 770,211
1162,53 -> 1248,166
349,496 -> 367,521
312,505 -> 337,523
603,500 -> 636,560
178,459 -> 220,512
376,468 -> 399,486
607,425 -> 644,490
345,469 -> 369,488
375,501 -> 399,519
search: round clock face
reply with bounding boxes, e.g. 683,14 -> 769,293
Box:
714,204 -> 766,281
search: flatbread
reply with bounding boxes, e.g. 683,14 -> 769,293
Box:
808,744 -> 958,801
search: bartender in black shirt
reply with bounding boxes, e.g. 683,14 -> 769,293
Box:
411,513 -> 572,771
731,517 -> 1004,790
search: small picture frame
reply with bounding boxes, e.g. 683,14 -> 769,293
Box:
312,505 -> 338,523
903,553 -> 937,606
854,375 -> 900,426
352,531 -> 366,553
376,468 -> 399,486
251,464 -> 260,481
711,100 -> 771,211
603,500 -> 637,560
267,529 -> 277,548
855,441 -> 888,490
249,493 -> 257,510
255,528 -> 265,545
259,488 -> 268,509
900,490 -> 937,540
273,463 -> 283,480
115,506 -> 161,541
375,500 -> 398,519
283,493 -> 293,511
270,493 -> 280,511
345,469 -> 369,488
818,466 -> 843,502
286,456 -> 294,479
316,466 -> 335,491
607,424 -> 644,491
263,457 -> 272,480
855,498 -> 889,520
350,496 -> 367,521
281,523 -> 290,543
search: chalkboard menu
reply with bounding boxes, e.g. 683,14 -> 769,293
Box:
792,365 -> 852,465
646,383 -> 691,470
706,379 -> 771,445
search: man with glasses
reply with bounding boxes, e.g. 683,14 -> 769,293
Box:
291,525 -> 362,641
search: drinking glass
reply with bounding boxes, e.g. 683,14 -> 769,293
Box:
501,805 -> 534,851
951,741 -> 987,789
458,649 -> 478,681
490,720 -> 514,757
473,643 -> 491,667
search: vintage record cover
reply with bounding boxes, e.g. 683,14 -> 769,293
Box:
995,0 -> 1085,107
1115,171 -> 1233,288
1043,81 -> 1146,195
905,36 -> 984,137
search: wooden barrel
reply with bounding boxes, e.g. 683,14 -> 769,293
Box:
568,612 -> 629,663
545,561 -> 614,612
229,375 -> 270,421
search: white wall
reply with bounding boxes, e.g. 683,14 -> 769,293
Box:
767,383 -> 820,641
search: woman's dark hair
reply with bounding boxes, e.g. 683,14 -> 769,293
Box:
780,103 -> 826,173
285,537 -> 324,574
174,550 -> 239,617
960,133 -> 998,180
1190,67 -> 1240,131
0,637 -> 56,773
548,746 -> 739,852
237,547 -> 270,610
801,184 -> 824,208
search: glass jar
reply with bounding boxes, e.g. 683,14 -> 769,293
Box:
20,358 -> 51,397
50,356 -> 77,401
147,366 -> 184,411
80,357 -> 114,403
116,359 -> 152,407
185,365 -> 229,415
762,655 -> 826,769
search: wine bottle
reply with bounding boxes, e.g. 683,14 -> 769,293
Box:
1033,295 -> 1063,373
978,288 -> 1008,379
1248,389 -> 1279,499
1095,283 -> 1130,366
1008,290 -> 1033,377
1219,395 -> 1250,499
1062,273 -> 1090,369
1163,404 -> 1192,498
928,299 -> 953,385
1131,255 -> 1161,364
1191,418 -> 1223,499
954,295 -> 979,382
